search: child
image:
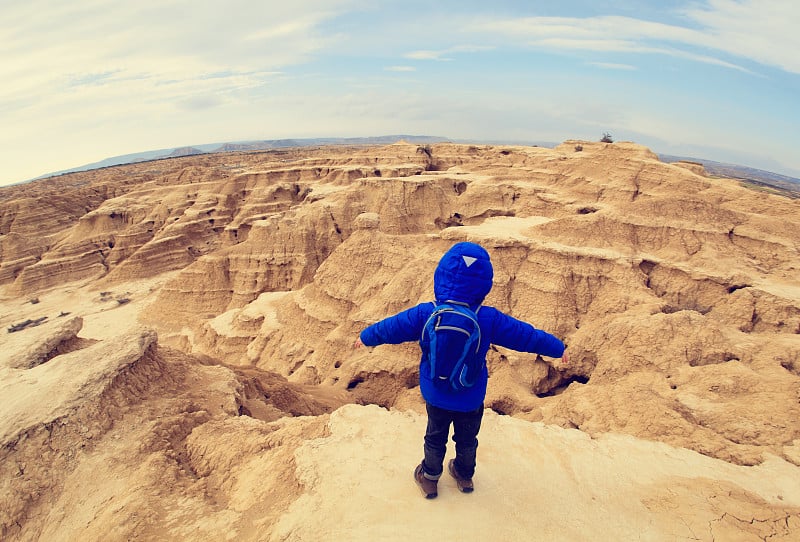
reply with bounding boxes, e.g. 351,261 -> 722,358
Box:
356,242 -> 568,499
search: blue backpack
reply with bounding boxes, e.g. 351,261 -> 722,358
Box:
420,301 -> 483,391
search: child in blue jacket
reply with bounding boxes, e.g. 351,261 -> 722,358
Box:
356,241 -> 568,498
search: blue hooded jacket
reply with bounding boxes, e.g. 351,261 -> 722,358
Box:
360,242 -> 565,412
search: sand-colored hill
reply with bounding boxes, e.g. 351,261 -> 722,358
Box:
1,141 -> 799,541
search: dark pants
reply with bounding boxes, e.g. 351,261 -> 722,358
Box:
421,402 -> 484,480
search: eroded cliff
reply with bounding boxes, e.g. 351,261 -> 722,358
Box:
1,141 -> 799,540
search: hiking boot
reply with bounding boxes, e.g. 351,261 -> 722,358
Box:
448,459 -> 474,493
414,463 -> 438,499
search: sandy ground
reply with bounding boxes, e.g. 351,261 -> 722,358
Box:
273,405 -> 800,542
1,273 -> 175,341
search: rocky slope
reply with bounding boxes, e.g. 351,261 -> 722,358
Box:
1,140 -> 799,541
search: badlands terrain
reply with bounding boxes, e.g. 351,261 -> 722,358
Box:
1,140 -> 799,541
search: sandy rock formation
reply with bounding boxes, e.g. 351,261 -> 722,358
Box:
0,316 -> 338,541
1,140 -> 799,540
1,317 -> 799,541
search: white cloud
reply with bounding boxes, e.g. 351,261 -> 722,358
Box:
0,1 -> 354,107
404,44 -> 493,61
683,0 -> 800,74
0,0 -> 359,184
589,62 -> 637,71
385,66 -> 416,72
405,50 -> 451,61
469,2 -> 800,74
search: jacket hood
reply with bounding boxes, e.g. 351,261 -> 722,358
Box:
433,242 -> 494,307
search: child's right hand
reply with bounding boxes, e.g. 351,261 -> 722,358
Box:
560,351 -> 569,365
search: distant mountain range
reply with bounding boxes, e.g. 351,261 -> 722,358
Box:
36,136 -> 449,179
33,136 -> 800,197
658,154 -> 800,197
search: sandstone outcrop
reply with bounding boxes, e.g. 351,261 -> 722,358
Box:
1,140 -> 799,540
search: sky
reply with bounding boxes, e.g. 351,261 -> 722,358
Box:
1,0 -> 799,187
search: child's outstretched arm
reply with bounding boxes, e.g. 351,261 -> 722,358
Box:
489,308 -> 566,358
359,303 -> 432,347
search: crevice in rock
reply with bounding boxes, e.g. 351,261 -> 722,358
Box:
487,400 -> 513,415
639,259 -> 656,289
661,305 -> 711,315
535,374 -> 589,398
630,168 -> 643,201
32,336 -> 98,368
231,365 -> 333,420
435,213 -> 464,228
726,283 -> 750,294
346,376 -> 364,390
345,369 -> 418,409
7,316 -> 48,333
689,351 -> 739,367
779,357 -> 799,374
